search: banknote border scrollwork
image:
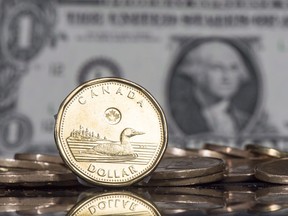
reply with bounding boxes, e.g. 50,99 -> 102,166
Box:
77,57 -> 122,84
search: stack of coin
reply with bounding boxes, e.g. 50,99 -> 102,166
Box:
165,143 -> 285,182
138,156 -> 226,186
0,153 -> 79,187
1,145 -> 288,187
201,143 -> 272,182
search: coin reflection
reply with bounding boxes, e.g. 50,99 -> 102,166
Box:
68,191 -> 160,216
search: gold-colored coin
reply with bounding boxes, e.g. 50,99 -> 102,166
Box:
245,144 -> 288,158
55,78 -> 167,186
151,157 -> 225,180
67,191 -> 161,216
0,170 -> 77,184
198,149 -> 227,159
223,169 -> 255,183
223,158 -> 267,182
255,158 -> 288,184
14,153 -> 64,165
0,159 -> 68,172
204,143 -> 251,158
164,147 -> 198,157
139,172 -> 224,186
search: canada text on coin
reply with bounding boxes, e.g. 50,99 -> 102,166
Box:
55,78 -> 167,186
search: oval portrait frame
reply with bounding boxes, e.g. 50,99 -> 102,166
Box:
166,37 -> 263,143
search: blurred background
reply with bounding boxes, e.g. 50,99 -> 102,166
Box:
1,0 -> 288,156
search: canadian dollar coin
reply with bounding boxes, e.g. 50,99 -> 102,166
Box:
55,78 -> 167,186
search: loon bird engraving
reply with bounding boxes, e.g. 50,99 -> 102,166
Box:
86,128 -> 144,156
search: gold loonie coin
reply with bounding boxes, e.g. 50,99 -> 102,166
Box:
223,158 -> 267,183
0,159 -> 68,172
55,78 -> 167,186
67,191 -> 161,216
0,170 -> 77,184
198,149 -> 227,159
245,144 -> 288,158
14,153 -> 64,165
139,172 -> 224,186
255,158 -> 288,184
164,147 -> 198,157
203,143 -> 251,158
151,157 -> 225,180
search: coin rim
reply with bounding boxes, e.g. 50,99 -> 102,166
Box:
140,171 -> 224,186
151,157 -> 225,179
245,144 -> 287,158
255,159 -> 288,184
14,153 -> 64,164
54,78 -> 168,186
204,143 -> 251,158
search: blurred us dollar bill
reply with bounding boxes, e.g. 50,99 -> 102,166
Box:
1,0 -> 288,155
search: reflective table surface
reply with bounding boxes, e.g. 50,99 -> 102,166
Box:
2,182 -> 288,216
